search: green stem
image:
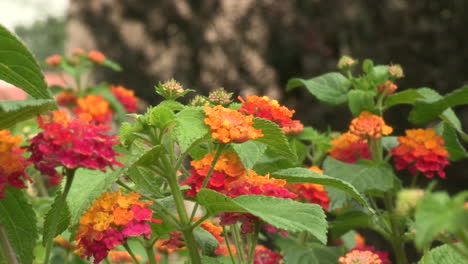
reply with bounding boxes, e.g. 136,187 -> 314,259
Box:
0,224 -> 18,264
145,244 -> 157,264
384,192 -> 408,264
165,165 -> 201,264
223,227 -> 238,264
160,252 -> 169,264
231,224 -> 245,263
123,242 -> 141,264
248,222 -> 261,264
410,173 -> 419,188
44,168 -> 76,264
191,214 -> 210,230
189,144 -> 226,221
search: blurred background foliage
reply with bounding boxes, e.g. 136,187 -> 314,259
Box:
4,0 -> 468,192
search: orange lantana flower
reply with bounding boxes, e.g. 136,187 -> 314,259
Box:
391,128 -> 449,178
238,94 -> 303,135
204,104 -> 263,143
74,94 -> 113,124
0,130 -> 31,198
88,50 -> 106,64
349,111 -> 392,139
328,132 -> 371,163
338,249 -> 382,264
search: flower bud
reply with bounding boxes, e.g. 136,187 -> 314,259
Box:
156,79 -> 186,100
190,95 -> 208,106
395,189 -> 424,216
388,64 -> 404,79
337,55 -> 357,70
208,88 -> 233,105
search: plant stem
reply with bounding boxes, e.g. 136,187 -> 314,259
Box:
410,173 -> 419,188
189,144 -> 226,221
248,222 -> 261,264
145,244 -> 157,264
123,242 -> 141,264
223,227 -> 237,264
0,224 -> 18,264
44,168 -> 76,264
231,224 -> 245,263
165,164 -> 201,264
384,192 -> 408,264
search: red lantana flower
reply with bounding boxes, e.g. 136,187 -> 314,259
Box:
391,128 -> 449,178
0,130 -> 31,198
238,94 -> 303,135
254,245 -> 284,264
111,85 -> 138,113
328,132 -> 371,163
28,111 -> 122,185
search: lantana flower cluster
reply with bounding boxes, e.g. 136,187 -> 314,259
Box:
328,132 -> 371,163
0,130 -> 31,198
204,104 -> 263,143
238,94 -> 303,135
253,245 -> 284,264
391,128 -> 449,178
75,191 -> 161,263
349,111 -> 393,140
339,234 -> 391,264
28,111 -> 122,185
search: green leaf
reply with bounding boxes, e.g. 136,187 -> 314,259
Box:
382,136 -> 399,151
368,65 -> 389,85
0,187 -> 37,264
130,145 -> 163,167
252,150 -> 296,175
409,87 -> 467,125
414,191 -> 468,249
147,106 -> 175,129
271,167 -> 372,211
127,167 -> 164,197
330,211 -> 373,238
197,189 -> 327,244
0,25 -> 50,99
194,227 -> 219,255
437,122 -> 467,161
253,118 -> 297,161
362,59 -> 374,73
158,100 -> 185,111
418,244 -> 467,264
0,99 -> 55,129
42,191 -> 71,246
287,72 -> 350,105
174,107 -> 209,153
232,140 -> 267,169
323,157 -> 395,210
275,236 -> 346,264
101,58 -> 122,71
347,90 -> 375,116
385,89 -> 424,109
65,151 -> 144,225
297,126 -> 332,152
